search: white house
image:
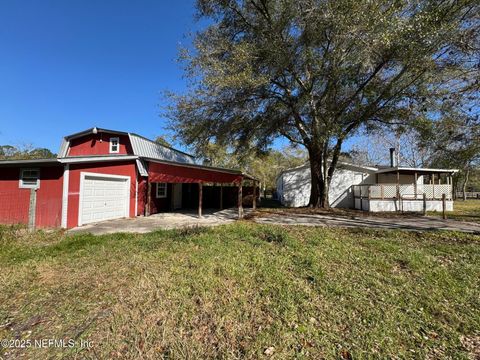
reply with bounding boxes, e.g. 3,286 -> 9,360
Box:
276,153 -> 458,212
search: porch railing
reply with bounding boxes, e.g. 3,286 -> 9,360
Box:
352,184 -> 452,200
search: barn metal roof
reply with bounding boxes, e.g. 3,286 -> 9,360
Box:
128,133 -> 195,164
136,158 -> 148,177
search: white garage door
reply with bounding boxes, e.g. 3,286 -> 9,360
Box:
79,173 -> 130,225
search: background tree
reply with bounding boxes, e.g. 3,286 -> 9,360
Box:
0,144 -> 56,160
154,135 -> 172,148
350,125 -> 433,168
197,141 -> 307,193
420,109 -> 480,199
167,0 -> 479,207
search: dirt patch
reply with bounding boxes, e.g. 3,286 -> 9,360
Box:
460,334 -> 480,359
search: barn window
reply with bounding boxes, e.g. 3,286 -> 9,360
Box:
19,168 -> 40,189
156,183 -> 167,198
109,137 -> 120,153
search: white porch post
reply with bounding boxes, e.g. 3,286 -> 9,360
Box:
432,173 -> 435,199
414,172 -> 418,200
396,171 -> 400,196
448,173 -> 452,199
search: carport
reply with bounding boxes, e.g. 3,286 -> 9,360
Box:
144,159 -> 257,219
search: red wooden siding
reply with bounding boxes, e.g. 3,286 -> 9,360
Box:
66,161 -> 137,228
68,133 -> 133,156
149,183 -> 173,213
148,162 -> 243,184
35,166 -> 64,228
137,177 -> 147,216
0,166 -> 63,228
0,167 -> 30,225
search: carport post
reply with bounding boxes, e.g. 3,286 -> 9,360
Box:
238,180 -> 243,219
28,188 -> 37,231
198,183 -> 203,218
252,180 -> 257,211
146,182 -> 151,216
219,184 -> 223,210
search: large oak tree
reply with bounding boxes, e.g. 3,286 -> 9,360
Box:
167,0 -> 479,207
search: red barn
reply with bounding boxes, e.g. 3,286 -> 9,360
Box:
0,128 -> 256,229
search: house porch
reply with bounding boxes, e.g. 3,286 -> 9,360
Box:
352,168 -> 456,212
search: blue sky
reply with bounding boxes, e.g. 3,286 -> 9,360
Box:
0,0 -> 201,153
0,0 -> 358,155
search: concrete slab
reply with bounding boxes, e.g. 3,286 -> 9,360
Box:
68,208 -> 248,235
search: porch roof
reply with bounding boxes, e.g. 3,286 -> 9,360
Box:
375,167 -> 459,175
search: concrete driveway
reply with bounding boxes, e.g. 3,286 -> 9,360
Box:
253,212 -> 480,234
69,208 -> 247,235
68,208 -> 480,235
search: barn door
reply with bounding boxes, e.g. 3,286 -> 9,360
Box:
173,183 -> 182,210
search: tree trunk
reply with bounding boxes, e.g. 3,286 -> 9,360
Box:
308,147 -> 329,208
462,167 -> 470,201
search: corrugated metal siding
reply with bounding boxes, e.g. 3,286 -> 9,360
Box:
136,159 -> 148,176
58,139 -> 69,157
129,134 -> 195,164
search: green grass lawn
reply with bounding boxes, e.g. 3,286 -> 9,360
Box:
428,200 -> 480,223
0,224 -> 479,359
450,200 -> 480,222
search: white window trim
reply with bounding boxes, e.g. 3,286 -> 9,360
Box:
19,168 -> 40,189
156,183 -> 167,198
109,137 -> 120,153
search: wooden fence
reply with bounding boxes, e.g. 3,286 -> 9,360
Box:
455,192 -> 480,199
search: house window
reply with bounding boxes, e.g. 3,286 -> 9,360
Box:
19,168 -> 40,189
110,137 -> 120,153
156,183 -> 167,198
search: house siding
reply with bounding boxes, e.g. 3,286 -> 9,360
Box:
68,133 -> 133,156
137,177 -> 147,216
150,183 -> 173,213
377,173 -> 423,184
0,165 -> 63,228
277,165 -> 374,208
35,166 -> 64,228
